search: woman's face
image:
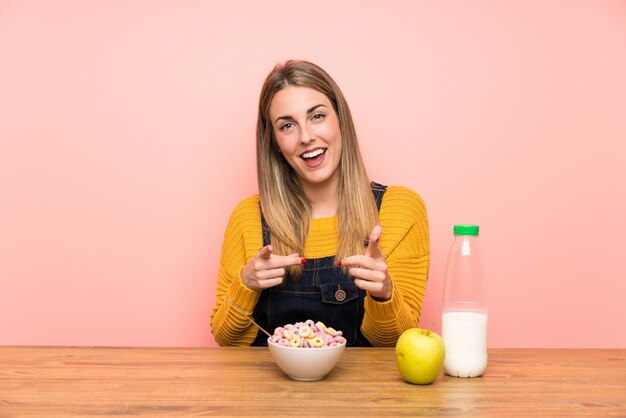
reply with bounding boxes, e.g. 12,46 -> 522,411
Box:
269,86 -> 342,191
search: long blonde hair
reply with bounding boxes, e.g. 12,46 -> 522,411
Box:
257,60 -> 378,275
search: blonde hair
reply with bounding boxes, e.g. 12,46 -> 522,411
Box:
257,60 -> 378,275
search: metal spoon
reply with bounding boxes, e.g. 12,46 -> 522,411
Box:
225,296 -> 273,339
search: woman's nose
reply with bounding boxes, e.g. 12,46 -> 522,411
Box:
299,125 -> 315,144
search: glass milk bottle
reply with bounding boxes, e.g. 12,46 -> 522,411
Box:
442,224 -> 488,377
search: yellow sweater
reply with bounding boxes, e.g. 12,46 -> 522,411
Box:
210,186 -> 430,346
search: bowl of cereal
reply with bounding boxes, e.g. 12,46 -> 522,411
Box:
267,320 -> 346,381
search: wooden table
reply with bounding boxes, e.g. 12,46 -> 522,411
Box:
1,347 -> 624,417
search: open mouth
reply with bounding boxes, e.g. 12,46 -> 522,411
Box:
301,148 -> 327,162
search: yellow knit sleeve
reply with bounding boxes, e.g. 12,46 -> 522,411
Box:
361,186 -> 430,346
210,195 -> 265,346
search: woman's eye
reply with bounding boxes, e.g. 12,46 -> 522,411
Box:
280,122 -> 294,131
312,113 -> 325,121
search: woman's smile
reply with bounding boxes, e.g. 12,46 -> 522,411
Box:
301,147 -> 327,166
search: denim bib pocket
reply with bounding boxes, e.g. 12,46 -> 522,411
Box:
320,281 -> 359,305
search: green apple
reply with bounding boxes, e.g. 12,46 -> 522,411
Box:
395,328 -> 445,385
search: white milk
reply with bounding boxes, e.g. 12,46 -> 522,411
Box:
442,311 -> 488,377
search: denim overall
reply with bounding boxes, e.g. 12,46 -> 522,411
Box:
252,183 -> 387,347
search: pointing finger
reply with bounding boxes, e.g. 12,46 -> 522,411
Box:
281,254 -> 307,267
264,254 -> 307,269
365,224 -> 383,258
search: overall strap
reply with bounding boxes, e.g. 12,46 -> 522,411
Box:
260,212 -> 272,247
370,181 -> 387,212
364,182 -> 388,247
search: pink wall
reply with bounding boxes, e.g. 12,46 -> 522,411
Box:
1,1 -> 625,348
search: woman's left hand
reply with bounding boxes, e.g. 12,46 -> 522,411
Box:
339,224 -> 392,301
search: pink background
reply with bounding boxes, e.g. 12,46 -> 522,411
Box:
1,1 -> 625,348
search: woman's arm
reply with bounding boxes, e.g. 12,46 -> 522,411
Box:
210,196 -> 264,346
360,186 -> 430,346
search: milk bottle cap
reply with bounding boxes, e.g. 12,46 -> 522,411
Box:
453,225 -> 479,236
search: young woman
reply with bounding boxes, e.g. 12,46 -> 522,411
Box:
211,60 -> 429,346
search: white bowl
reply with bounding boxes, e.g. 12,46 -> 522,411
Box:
267,338 -> 346,381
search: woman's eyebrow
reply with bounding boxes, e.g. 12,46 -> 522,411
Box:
274,114 -> 294,124
274,104 -> 327,124
306,104 -> 326,114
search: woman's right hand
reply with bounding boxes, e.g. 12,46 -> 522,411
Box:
240,245 -> 306,292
